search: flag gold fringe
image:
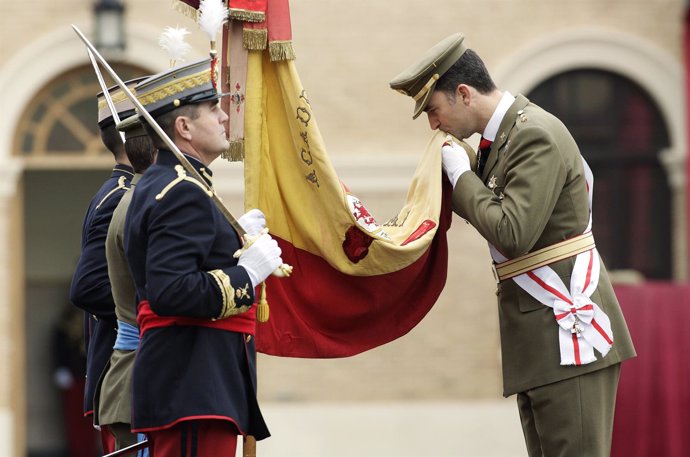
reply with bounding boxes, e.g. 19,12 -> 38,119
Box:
230,9 -> 265,23
269,41 -> 296,61
243,28 -> 267,50
172,0 -> 198,20
222,139 -> 245,161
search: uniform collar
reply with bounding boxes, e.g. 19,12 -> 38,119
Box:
112,163 -> 134,178
156,149 -> 214,185
482,91 -> 515,142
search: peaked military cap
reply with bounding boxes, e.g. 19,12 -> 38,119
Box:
135,58 -> 226,118
116,114 -> 147,140
390,33 -> 467,119
97,77 -> 147,128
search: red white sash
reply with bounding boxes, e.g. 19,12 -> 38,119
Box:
489,158 -> 614,366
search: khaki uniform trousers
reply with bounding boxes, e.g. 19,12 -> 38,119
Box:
517,363 -> 621,457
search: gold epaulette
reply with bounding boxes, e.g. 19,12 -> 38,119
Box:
96,175 -> 129,210
155,165 -> 214,201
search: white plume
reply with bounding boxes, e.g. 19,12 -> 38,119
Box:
159,26 -> 192,66
197,0 -> 229,41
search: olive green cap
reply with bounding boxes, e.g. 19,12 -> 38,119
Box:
389,33 -> 467,119
116,114 -> 147,140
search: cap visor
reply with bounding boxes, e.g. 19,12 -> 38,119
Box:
412,85 -> 435,120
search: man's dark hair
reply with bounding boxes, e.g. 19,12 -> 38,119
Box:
99,124 -> 125,156
124,135 -> 156,174
436,49 -> 497,98
144,104 -> 201,149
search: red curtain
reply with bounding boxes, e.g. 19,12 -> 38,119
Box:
611,283 -> 690,457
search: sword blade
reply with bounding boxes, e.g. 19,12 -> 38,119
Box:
102,439 -> 149,457
71,24 -> 245,236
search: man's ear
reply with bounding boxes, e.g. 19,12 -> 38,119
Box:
174,116 -> 192,141
457,84 -> 472,105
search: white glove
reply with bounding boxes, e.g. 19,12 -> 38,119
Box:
442,140 -> 472,187
237,208 -> 266,237
237,233 -> 283,288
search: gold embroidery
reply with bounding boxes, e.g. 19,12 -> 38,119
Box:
137,70 -> 211,106
235,283 -> 250,300
96,175 -> 129,210
155,165 -> 214,201
208,269 -> 251,319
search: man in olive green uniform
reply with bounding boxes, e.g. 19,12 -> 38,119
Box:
390,33 -> 636,457
95,113 -> 156,453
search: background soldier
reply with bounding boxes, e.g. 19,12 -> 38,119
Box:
69,78 -> 142,454
95,112 -> 156,454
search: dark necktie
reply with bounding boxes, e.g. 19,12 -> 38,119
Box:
477,136 -> 493,175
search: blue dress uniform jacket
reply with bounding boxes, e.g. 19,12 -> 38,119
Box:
124,150 -> 269,439
70,164 -> 134,414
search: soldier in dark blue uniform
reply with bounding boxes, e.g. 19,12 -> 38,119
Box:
125,58 -> 282,456
69,78 -> 143,453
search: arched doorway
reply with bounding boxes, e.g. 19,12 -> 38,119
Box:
528,69 -> 672,280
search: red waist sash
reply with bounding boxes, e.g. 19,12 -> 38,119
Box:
137,300 -> 256,336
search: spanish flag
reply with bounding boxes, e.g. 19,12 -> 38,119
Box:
244,51 -> 454,358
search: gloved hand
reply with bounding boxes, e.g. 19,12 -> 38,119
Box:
442,138 -> 472,187
237,233 -> 283,287
237,208 -> 266,237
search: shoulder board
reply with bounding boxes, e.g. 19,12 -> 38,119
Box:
95,175 -> 129,210
155,165 -> 214,201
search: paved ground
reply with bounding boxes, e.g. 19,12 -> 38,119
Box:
252,401 -> 526,457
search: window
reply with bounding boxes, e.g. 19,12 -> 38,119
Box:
14,63 -> 149,158
528,69 -> 671,279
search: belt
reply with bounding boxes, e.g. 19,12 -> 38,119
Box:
492,232 -> 595,282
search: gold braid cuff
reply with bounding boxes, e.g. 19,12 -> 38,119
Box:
208,269 -> 251,319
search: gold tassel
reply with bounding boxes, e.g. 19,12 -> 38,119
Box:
257,282 -> 269,323
269,41 -> 296,61
222,140 -> 245,161
230,9 -> 265,23
243,29 -> 268,50
171,0 -> 198,20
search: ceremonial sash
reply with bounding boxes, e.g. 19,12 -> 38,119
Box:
137,300 -> 256,336
489,158 -> 614,366
113,320 -> 140,351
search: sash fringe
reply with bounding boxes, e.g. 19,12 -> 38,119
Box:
243,29 -> 268,50
269,41 -> 296,61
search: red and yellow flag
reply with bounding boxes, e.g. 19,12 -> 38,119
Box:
176,0 -> 459,358
244,51 -> 455,357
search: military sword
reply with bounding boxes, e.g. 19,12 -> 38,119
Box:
102,439 -> 149,457
85,48 -> 125,143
